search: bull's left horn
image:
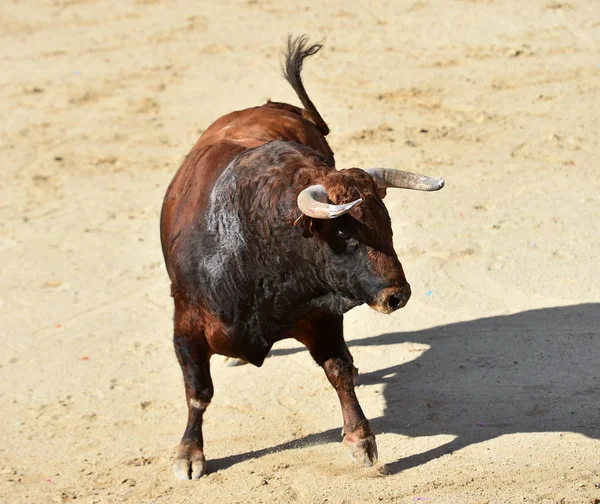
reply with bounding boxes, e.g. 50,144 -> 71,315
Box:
365,168 -> 444,191
297,184 -> 363,219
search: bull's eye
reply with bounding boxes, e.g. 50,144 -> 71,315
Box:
337,230 -> 359,251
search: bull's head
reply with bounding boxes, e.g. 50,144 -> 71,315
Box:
296,168 -> 444,314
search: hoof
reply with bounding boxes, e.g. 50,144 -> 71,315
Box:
224,357 -> 249,367
173,452 -> 207,480
343,435 -> 378,467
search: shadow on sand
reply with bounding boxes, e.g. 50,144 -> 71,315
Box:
210,303 -> 600,474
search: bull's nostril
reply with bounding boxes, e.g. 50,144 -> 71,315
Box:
388,294 -> 401,309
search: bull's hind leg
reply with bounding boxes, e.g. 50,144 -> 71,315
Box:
172,327 -> 214,480
294,312 -> 377,466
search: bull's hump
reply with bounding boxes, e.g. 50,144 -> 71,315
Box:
195,105 -> 333,163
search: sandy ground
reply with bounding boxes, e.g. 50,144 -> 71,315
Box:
1,0 -> 600,503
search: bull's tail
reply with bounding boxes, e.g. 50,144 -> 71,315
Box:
282,35 -> 330,136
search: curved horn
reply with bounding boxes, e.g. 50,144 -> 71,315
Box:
297,184 -> 363,219
365,168 -> 445,191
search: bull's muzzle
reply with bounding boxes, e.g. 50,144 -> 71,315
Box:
369,283 -> 411,314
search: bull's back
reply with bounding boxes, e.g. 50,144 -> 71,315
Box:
160,103 -> 333,282
192,103 -> 333,161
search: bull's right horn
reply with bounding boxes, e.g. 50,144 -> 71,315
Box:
297,184 -> 363,219
365,168 -> 445,191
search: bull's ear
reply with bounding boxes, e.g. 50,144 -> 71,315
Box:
293,214 -> 314,237
378,188 -> 388,199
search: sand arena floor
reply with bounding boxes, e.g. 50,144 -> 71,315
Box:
1,1 -> 599,502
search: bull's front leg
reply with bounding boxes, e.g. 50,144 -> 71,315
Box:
295,312 -> 377,466
323,356 -> 377,465
173,332 -> 214,480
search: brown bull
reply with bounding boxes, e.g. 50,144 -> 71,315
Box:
160,36 -> 444,480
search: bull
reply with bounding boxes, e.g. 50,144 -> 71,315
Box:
160,36 -> 444,480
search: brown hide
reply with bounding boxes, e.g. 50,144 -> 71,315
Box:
160,102 -> 334,280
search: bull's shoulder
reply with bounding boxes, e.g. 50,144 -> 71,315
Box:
160,138 -> 261,271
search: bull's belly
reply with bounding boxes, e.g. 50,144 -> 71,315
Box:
215,341 -> 273,367
197,291 -> 336,366
205,324 -> 277,367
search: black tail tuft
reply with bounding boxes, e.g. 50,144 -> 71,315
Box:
282,35 -> 330,136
